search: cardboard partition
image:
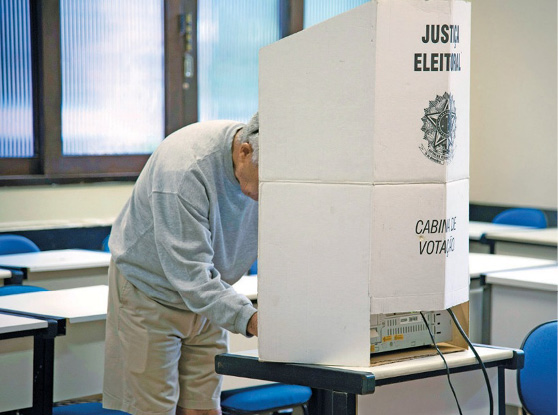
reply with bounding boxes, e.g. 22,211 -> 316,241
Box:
259,0 -> 471,185
258,182 -> 372,367
258,181 -> 470,366
369,179 -> 470,314
257,0 -> 472,368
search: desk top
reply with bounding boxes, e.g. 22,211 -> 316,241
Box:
0,269 -> 12,280
0,249 -> 111,272
231,346 -> 516,377
233,275 -> 257,300
216,346 -> 522,394
485,265 -> 558,291
469,253 -> 556,278
0,313 -> 48,335
0,277 -> 257,323
484,227 -> 558,247
0,285 -> 108,323
469,221 -> 533,241
345,346 -> 518,380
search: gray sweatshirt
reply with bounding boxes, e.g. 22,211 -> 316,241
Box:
109,120 -> 258,335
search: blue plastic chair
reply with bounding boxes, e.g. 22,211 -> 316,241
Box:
517,320 -> 557,415
53,402 -> 128,415
0,234 -> 44,291
0,234 -> 40,255
52,386 -> 311,415
0,285 -> 48,296
221,384 -> 311,415
248,259 -> 258,275
101,234 -> 111,252
492,208 -> 548,229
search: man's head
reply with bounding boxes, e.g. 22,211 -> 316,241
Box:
233,112 -> 259,201
239,112 -> 259,163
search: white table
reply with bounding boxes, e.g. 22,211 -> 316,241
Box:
0,285 -> 109,323
485,265 -> 558,408
484,227 -> 558,259
0,277 -> 263,404
0,313 -> 56,414
0,285 -> 108,403
0,313 -> 48,334
0,249 -> 111,290
469,253 -> 555,277
469,221 -> 533,242
468,253 -> 556,344
233,275 -> 257,301
0,268 -> 12,280
469,221 -> 533,254
216,346 -> 523,415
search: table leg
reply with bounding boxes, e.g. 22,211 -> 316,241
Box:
31,334 -> 55,415
498,367 -> 506,415
308,389 -> 357,415
481,283 -> 492,344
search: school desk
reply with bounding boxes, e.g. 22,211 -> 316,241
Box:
216,345 -> 523,415
0,278 -> 264,403
0,249 -> 111,289
483,227 -> 558,260
468,221 -> 533,254
485,265 -> 557,408
0,312 -> 62,414
468,253 -> 556,344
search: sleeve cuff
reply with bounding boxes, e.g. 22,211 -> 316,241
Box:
234,303 -> 258,336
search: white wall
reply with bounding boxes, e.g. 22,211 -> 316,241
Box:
0,183 -> 133,228
469,0 -> 557,209
0,0 -> 556,229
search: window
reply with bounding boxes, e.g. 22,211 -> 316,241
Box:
0,0 -> 366,184
198,0 -> 282,123
59,0 -> 165,156
303,0 -> 369,28
0,0 -> 182,183
0,0 -> 34,158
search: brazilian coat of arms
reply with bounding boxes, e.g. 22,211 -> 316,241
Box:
420,92 -> 456,165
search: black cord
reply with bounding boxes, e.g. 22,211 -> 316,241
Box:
420,311 -> 463,415
447,308 -> 494,415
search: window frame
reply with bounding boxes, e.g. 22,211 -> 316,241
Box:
0,0 -> 302,186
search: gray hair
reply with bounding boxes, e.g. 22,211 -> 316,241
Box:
239,112 -> 259,164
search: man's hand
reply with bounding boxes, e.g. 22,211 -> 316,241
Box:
247,312 -> 258,336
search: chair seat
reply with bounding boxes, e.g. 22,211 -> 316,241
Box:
53,402 -> 128,415
221,384 -> 312,413
0,285 -> 48,296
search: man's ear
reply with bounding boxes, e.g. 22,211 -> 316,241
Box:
239,143 -> 253,160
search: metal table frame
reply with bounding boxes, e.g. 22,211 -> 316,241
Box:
0,310 -> 66,415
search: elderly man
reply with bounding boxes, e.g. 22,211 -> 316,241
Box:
103,114 -> 260,415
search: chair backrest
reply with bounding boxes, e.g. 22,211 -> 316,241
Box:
0,234 -> 41,255
248,259 -> 258,275
101,234 -> 111,252
0,285 -> 48,296
492,208 -> 548,228
517,320 -> 557,415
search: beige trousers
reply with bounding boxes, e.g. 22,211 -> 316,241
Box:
103,260 -> 228,415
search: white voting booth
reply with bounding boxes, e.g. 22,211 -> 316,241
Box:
258,0 -> 472,367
